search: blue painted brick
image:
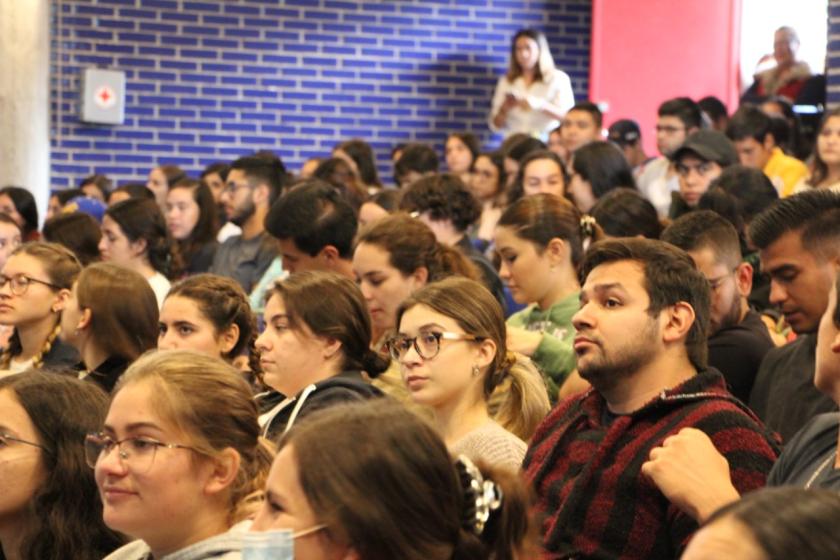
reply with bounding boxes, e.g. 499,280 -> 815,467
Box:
163,11 -> 200,23
98,18 -> 135,29
161,36 -> 199,46
202,38 -> 239,49
159,132 -> 197,142
184,2 -> 221,12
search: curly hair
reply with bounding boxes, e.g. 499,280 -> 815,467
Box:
398,173 -> 480,233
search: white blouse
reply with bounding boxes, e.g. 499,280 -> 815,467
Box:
489,69 -> 575,140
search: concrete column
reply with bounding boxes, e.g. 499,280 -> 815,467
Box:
0,0 -> 50,222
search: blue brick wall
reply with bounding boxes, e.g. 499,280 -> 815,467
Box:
829,0 -> 840,107
50,0 -> 591,188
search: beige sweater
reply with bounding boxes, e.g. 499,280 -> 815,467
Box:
450,421 -> 526,471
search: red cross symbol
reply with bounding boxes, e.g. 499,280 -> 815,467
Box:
95,86 -> 116,109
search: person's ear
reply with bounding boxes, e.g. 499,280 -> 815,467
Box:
253,183 -> 270,206
763,132 -> 776,151
545,237 -> 569,269
219,323 -> 240,355
661,301 -> 696,345
322,337 -> 343,362
129,237 -> 148,259
734,262 -> 753,297
320,245 -> 340,266
474,336 -> 497,372
51,288 -> 72,313
76,307 -> 93,331
203,447 -> 241,497
410,266 -> 429,288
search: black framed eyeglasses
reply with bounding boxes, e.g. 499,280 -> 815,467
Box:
84,432 -> 197,473
0,432 -> 48,451
0,273 -> 60,296
386,331 -> 484,361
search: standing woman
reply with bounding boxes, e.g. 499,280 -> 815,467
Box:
146,164 -> 186,209
490,28 -> 575,140
495,193 -> 599,401
392,276 -> 550,467
0,186 -> 39,242
165,178 -> 218,275
90,350 -> 273,560
100,198 -> 179,308
60,262 -> 159,393
0,242 -> 81,377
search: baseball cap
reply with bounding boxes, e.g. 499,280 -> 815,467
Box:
670,130 -> 738,167
63,195 -> 107,223
607,119 -> 641,146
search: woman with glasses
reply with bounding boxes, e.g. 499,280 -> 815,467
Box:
89,349 -> 273,560
0,242 -> 81,378
250,400 -> 537,559
0,371 -> 123,560
100,198 -> 180,308
255,271 -> 387,441
391,276 -> 550,469
60,263 -> 159,393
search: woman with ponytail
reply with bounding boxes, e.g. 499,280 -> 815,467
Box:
391,276 -> 550,466
353,213 -> 480,402
91,350 -> 274,560
100,198 -> 180,308
0,242 -> 81,377
255,271 -> 388,441
495,193 -> 599,401
251,400 -> 537,559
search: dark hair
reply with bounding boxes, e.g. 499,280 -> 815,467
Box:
168,178 -> 219,270
726,105 -> 773,143
498,193 -> 599,270
591,188 -> 663,239
474,151 -> 507,206
571,141 -> 636,198
580,238 -> 710,370
105,198 -> 180,278
55,188 -> 84,206
698,96 -> 728,123
705,164 -> 778,224
0,186 -> 38,239
446,133 -> 481,170
280,400 -> 537,560
507,136 -> 547,163
567,101 -> 603,129
110,182 -> 155,202
79,174 -> 113,200
367,188 -> 401,212
696,188 -> 747,250
395,144 -> 440,185
356,213 -> 480,282
658,97 -> 703,130
41,212 -> 102,266
336,139 -> 382,187
167,274 -> 259,374
312,157 -> 368,212
809,107 -> 840,188
156,165 -> 187,189
265,179 -> 358,259
0,212 -> 22,234
200,161 -> 231,182
661,210 -> 743,267
399,173 -> 480,233
834,273 -> 840,328
704,488 -> 840,560
268,271 -> 389,377
749,190 -> 840,260
76,262 -> 159,363
0,372 -> 123,560
506,27 -> 554,83
507,150 -> 568,204
230,154 -> 287,204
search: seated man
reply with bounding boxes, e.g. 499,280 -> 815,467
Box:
726,105 -> 808,197
607,118 -> 651,175
523,238 -> 779,559
264,179 -> 357,278
668,130 -> 738,219
662,211 -> 775,402
559,101 -> 603,162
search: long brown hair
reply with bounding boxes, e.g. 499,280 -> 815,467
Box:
114,350 -> 274,524
505,28 -> 556,82
281,400 -> 537,559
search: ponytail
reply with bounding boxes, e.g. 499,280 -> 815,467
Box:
230,436 -> 276,524
490,352 -> 551,441
433,242 -> 481,282
360,347 -> 390,379
579,214 -> 603,253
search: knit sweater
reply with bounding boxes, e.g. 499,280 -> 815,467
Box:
450,420 -> 526,471
523,369 -> 780,560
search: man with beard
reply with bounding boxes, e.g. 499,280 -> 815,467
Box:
523,238 -> 779,560
209,154 -> 283,292
662,211 -> 774,402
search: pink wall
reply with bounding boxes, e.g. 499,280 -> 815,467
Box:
590,0 -> 742,156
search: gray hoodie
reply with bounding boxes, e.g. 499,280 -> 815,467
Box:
103,521 -> 249,560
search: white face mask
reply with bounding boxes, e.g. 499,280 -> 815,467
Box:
242,525 -> 327,560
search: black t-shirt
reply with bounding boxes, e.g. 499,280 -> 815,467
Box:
748,334 -> 838,443
708,310 -> 774,403
768,412 -> 840,489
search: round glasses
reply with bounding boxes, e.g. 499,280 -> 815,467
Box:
0,273 -> 60,296
385,331 -> 483,361
84,432 -> 196,473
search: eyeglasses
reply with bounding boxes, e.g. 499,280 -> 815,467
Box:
0,432 -> 48,451
221,181 -> 253,197
675,161 -> 715,177
0,274 -> 60,296
707,267 -> 739,292
385,331 -> 484,361
84,432 -> 197,473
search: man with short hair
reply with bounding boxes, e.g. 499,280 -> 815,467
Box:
264,179 -> 357,278
669,130 -> 738,219
748,190 -> 840,442
662,211 -> 774,402
726,105 -> 808,197
637,97 -> 704,217
209,154 -> 283,293
524,238 -> 778,559
559,101 -> 602,158
607,118 -> 651,174
394,143 -> 439,189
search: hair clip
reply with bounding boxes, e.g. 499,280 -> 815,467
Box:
456,455 -> 503,536
580,214 -> 597,238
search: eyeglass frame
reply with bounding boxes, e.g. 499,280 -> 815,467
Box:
0,431 -> 49,452
0,273 -> 61,296
220,179 -> 255,197
84,432 -> 198,472
385,331 -> 484,361
707,266 -> 741,292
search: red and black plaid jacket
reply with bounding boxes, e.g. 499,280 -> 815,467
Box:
523,370 -> 780,560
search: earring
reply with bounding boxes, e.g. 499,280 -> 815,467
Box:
471,364 -> 480,377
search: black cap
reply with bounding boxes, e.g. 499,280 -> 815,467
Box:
607,119 -> 641,146
671,130 -> 738,167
